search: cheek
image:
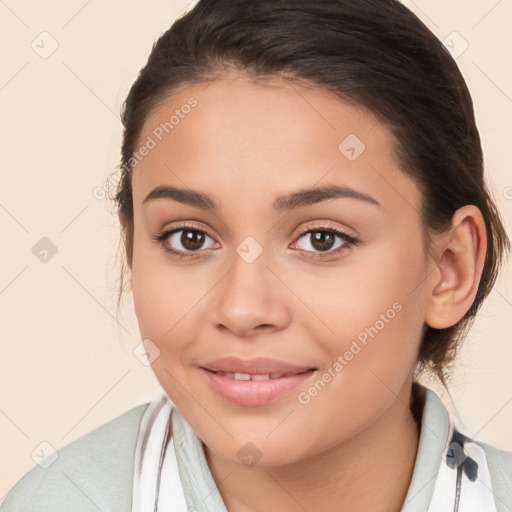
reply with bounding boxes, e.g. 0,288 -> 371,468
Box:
302,232 -> 428,373
294,247 -> 428,444
131,234 -> 185,341
131,269 -> 198,344
130,235 -> 215,365
130,257 -> 200,401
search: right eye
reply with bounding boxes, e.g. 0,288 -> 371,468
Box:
152,225 -> 219,259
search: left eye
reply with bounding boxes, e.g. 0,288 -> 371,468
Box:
293,228 -> 357,253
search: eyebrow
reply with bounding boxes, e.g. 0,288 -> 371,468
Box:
142,184 -> 380,212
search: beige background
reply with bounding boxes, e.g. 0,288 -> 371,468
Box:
1,0 -> 511,499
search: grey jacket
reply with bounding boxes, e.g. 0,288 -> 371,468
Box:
1,385 -> 512,511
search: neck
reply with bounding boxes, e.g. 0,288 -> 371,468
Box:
205,381 -> 421,512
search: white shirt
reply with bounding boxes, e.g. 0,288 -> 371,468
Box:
131,382 -> 507,512
1,382 -> 511,511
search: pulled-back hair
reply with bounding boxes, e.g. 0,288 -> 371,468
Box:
113,0 -> 510,389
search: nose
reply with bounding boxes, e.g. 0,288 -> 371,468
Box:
209,247 -> 292,338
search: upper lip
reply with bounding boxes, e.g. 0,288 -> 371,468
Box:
200,356 -> 315,375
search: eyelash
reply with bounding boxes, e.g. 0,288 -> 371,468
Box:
151,223 -> 360,261
152,222 -> 217,261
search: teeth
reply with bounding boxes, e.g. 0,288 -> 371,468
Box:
251,374 -> 271,381
216,371 -> 287,380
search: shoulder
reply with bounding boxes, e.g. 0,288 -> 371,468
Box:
476,439 -> 512,511
415,384 -> 512,511
0,402 -> 150,512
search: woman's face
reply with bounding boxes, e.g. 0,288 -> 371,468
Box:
130,75 -> 431,466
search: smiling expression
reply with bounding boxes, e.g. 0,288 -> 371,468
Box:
129,74 -> 432,466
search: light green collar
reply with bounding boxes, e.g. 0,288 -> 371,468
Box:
171,382 -> 451,512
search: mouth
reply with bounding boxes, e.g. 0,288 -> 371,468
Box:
200,355 -> 316,375
203,369 -> 313,380
198,357 -> 317,407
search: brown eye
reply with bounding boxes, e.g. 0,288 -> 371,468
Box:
295,228 -> 354,254
180,230 -> 206,251
290,225 -> 360,261
165,228 -> 216,252
309,231 -> 336,251
154,226 -> 218,257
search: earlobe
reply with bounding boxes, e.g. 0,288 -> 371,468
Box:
425,205 -> 487,329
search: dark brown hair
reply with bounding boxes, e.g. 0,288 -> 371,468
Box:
113,0 -> 510,390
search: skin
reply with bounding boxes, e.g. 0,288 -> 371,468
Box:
126,73 -> 487,512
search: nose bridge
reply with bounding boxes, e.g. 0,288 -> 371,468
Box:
210,235 -> 290,335
224,235 -> 273,310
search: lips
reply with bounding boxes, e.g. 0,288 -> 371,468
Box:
200,356 -> 315,375
199,356 -> 317,406
212,371 -> 304,381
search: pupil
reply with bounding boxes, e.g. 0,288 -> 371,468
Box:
182,230 -> 204,250
312,231 -> 334,251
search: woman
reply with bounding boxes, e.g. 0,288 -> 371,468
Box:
2,0 -> 511,511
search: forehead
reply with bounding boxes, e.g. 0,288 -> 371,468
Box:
131,75 -> 421,217
139,75 -> 392,156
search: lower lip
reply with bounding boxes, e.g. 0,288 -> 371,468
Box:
199,368 -> 316,407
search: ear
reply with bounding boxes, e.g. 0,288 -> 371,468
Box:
424,205 -> 487,329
